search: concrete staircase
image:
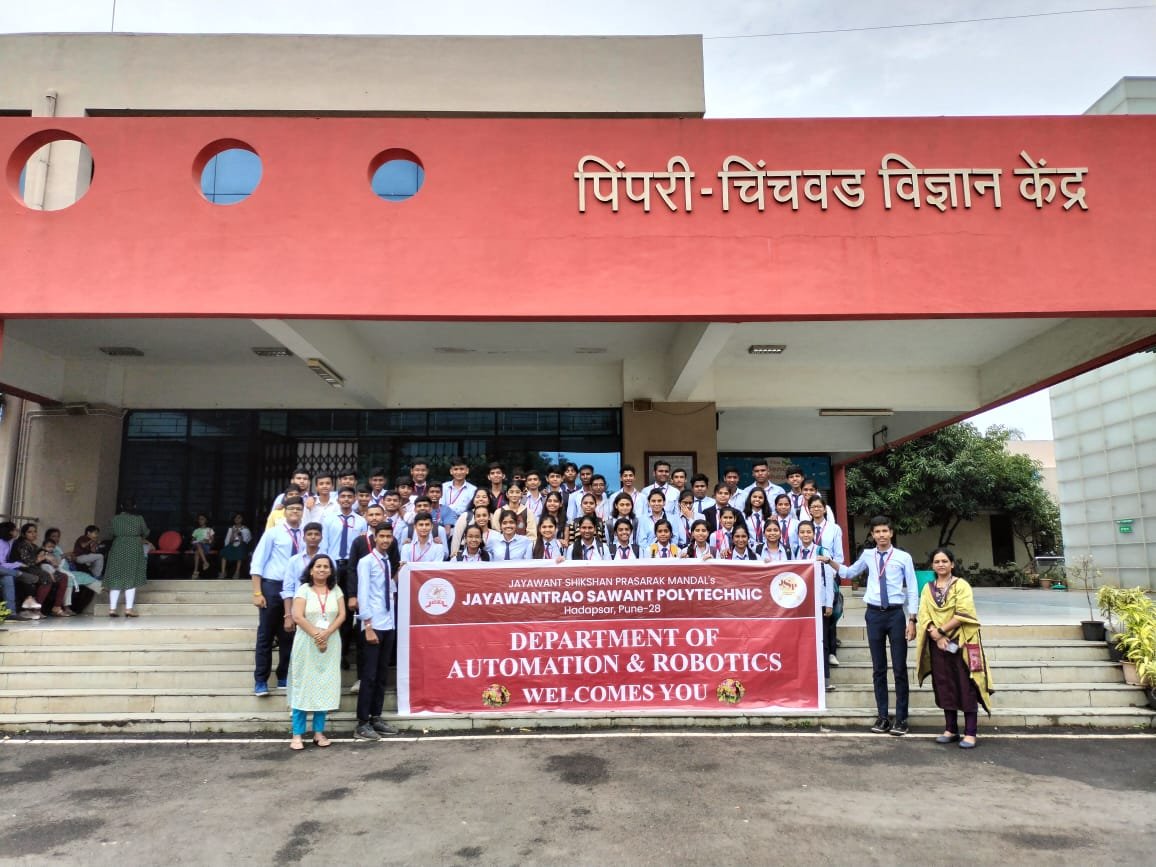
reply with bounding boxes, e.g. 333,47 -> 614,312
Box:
1,581 -> 1152,734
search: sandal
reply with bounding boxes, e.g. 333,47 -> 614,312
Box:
290,736 -> 305,751
312,734 -> 331,748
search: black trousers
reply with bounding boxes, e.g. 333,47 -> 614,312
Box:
865,606 -> 909,720
356,628 -> 396,722
254,578 -> 294,683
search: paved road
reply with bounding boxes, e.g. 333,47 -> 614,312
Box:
2,731 -> 1154,865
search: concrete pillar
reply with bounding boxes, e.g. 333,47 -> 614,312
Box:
622,401 -> 717,485
16,408 -> 124,536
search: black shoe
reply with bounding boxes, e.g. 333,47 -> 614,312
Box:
935,734 -> 961,744
890,720 -> 909,736
871,717 -> 892,734
353,722 -> 381,741
370,717 -> 398,736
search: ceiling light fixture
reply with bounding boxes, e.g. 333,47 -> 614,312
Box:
99,346 -> 144,357
305,357 -> 345,389
251,346 -> 293,358
748,344 -> 786,355
818,408 -> 894,417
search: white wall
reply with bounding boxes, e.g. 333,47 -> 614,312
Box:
0,34 -> 705,117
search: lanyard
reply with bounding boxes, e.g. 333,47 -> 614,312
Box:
814,522 -> 825,545
315,588 -> 330,618
285,525 -> 301,554
410,539 -> 431,561
876,549 -> 894,578
447,484 -> 470,508
583,545 -> 594,560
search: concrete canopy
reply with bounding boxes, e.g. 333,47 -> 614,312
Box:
3,315 -> 1154,460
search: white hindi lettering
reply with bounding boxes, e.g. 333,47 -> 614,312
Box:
879,153 -> 1004,212
575,153 -> 1086,213
1014,151 -> 1088,211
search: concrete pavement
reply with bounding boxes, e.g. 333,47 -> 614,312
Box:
1,730 -> 1153,865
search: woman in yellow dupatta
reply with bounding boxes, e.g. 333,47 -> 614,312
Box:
916,548 -> 994,749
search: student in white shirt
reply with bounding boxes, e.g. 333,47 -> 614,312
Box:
530,515 -> 566,563
784,465 -> 807,516
443,456 -> 478,517
605,493 -> 638,545
493,484 -> 537,539
637,489 -> 675,549
823,516 -> 918,735
689,474 -> 715,516
451,504 -> 494,559
761,520 -> 791,563
796,479 -> 834,523
522,471 -> 546,520
640,460 -> 679,517
491,512 -> 533,560
742,488 -> 772,549
807,495 -> 845,674
454,525 -> 490,562
354,524 -> 399,740
307,473 -> 339,525
450,490 -> 496,555
609,465 -> 643,514
710,507 -> 741,558
568,516 -> 609,561
773,494 -> 798,550
682,519 -> 713,560
644,520 -> 679,560
733,460 -> 786,511
400,513 -> 446,563
323,487 -> 367,565
609,519 -> 642,560
728,525 -> 760,561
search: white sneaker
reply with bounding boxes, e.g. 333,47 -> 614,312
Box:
828,654 -> 840,667
351,680 -> 360,694
22,597 -> 41,611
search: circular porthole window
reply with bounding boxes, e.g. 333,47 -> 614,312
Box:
7,131 -> 94,210
195,140 -> 263,205
369,148 -> 424,202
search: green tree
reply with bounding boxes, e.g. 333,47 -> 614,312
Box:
845,423 -> 1059,559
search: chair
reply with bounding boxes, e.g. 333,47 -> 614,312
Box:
148,530 -> 185,579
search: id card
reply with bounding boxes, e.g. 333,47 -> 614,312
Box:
316,617 -> 329,630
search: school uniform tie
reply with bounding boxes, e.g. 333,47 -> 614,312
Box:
290,529 -> 301,555
620,546 -> 630,560
660,547 -> 669,558
504,541 -> 511,561
878,552 -> 890,607
780,519 -> 789,538
339,516 -> 351,559
583,545 -> 594,560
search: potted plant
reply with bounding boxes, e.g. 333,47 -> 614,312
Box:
1067,555 -> 1105,641
1098,586 -> 1148,661
1106,587 -> 1156,707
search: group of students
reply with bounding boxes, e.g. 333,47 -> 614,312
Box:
247,457 -> 860,746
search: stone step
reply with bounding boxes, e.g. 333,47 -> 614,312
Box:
92,602 -> 255,616
0,706 -> 1152,735
145,579 -> 254,590
107,590 -> 255,604
0,666 -> 352,690
0,622 -> 253,646
833,639 -> 1112,663
836,624 -> 1083,641
827,660 -> 1126,686
822,683 -> 1147,710
0,644 -> 257,667
2,682 -> 1147,715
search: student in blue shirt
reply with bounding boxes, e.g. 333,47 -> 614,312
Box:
824,516 -> 918,736
492,512 -> 533,560
610,519 -> 642,559
354,524 -> 399,740
249,497 -> 305,696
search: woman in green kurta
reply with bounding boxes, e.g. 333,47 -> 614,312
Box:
916,547 -> 994,750
288,554 -> 346,751
105,503 -> 149,617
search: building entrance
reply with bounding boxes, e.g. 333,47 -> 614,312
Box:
118,408 -> 622,537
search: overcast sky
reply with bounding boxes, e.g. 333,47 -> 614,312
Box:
5,0 -> 1154,438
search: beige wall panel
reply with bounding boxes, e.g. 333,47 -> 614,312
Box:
622,401 -> 717,484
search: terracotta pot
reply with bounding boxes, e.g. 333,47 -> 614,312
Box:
1121,661 -> 1142,686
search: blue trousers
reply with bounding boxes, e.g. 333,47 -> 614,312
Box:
291,709 -> 328,736
865,606 -> 909,720
0,569 -> 17,614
